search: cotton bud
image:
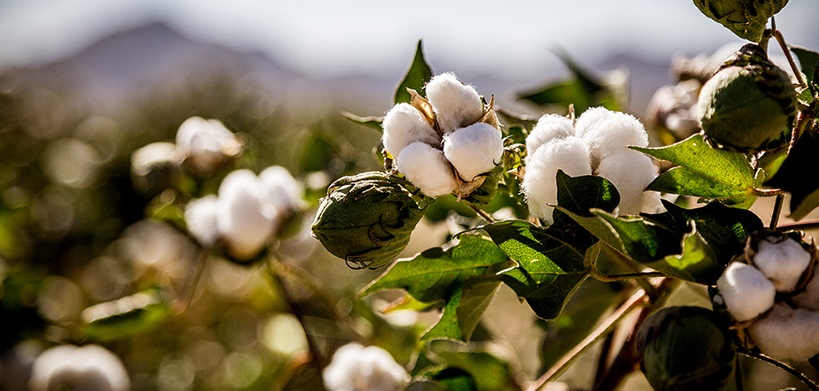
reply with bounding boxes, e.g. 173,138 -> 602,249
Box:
322,343 -> 408,391
443,122 -> 504,181
595,150 -> 658,215
521,136 -> 592,225
524,114 -> 574,165
29,344 -> 130,391
751,235 -> 812,293
175,116 -> 243,175
574,107 -> 649,164
716,262 -> 776,322
216,170 -> 279,260
425,72 -> 483,134
697,44 -> 797,153
382,103 -> 438,157
748,303 -> 819,361
311,172 -> 426,269
130,141 -> 180,196
397,142 -> 458,197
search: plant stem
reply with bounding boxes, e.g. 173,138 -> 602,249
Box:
778,218 -> 819,231
772,25 -> 808,89
467,202 -> 495,223
589,268 -> 666,283
770,193 -> 785,230
738,350 -> 819,391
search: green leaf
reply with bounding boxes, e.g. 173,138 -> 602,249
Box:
634,134 -> 756,206
423,340 -> 521,391
395,40 -> 434,105
766,131 -> 819,220
423,279 -> 501,342
340,111 -> 384,132
692,0 -> 789,42
553,170 -> 620,220
643,223 -> 723,283
792,46 -> 819,87
79,288 -> 171,341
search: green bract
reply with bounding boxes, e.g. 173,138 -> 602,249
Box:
311,171 -> 427,269
693,0 -> 789,42
697,44 -> 797,153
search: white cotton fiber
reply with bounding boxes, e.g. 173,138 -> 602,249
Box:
752,236 -> 812,293
381,103 -> 439,157
748,303 -> 819,361
525,114 -> 575,165
425,73 -> 483,134
575,107 -> 649,164
443,122 -> 504,181
716,262 -> 776,322
397,142 -> 458,197
595,150 -> 658,216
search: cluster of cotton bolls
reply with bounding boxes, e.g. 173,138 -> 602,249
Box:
521,107 -> 663,225
381,72 -> 504,198
322,343 -> 409,391
184,166 -> 303,262
715,233 -> 819,360
28,344 -> 130,391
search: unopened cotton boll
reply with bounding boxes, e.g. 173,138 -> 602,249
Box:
521,136 -> 592,225
525,114 -> 575,165
716,262 -> 776,322
322,343 -> 408,391
184,195 -> 220,247
443,122 -> 504,181
748,303 -> 819,361
752,236 -> 811,293
29,344 -> 130,391
217,170 -> 279,260
595,150 -> 658,215
259,165 -> 303,211
397,142 -> 458,197
381,103 -> 439,157
575,107 -> 649,164
425,73 -> 483,134
175,116 -> 242,174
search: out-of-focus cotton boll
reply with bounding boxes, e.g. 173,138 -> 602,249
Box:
595,150 -> 658,215
381,103 -> 439,157
443,122 -> 504,181
396,142 -> 458,197
425,73 -> 483,134
748,303 -> 819,361
184,195 -> 220,248
525,114 -> 575,165
29,344 -> 130,391
716,262 -> 776,322
175,116 -> 242,175
259,165 -> 304,212
752,236 -> 812,293
217,170 -> 278,260
322,343 -> 408,391
521,136 -> 592,225
575,107 -> 649,164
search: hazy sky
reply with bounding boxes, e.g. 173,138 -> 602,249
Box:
1,0 -> 817,79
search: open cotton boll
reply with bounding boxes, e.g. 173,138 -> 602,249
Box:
525,114 -> 575,165
260,165 -> 303,211
748,303 -> 819,361
397,142 -> 458,197
575,107 -> 649,164
595,150 -> 658,215
175,116 -> 242,174
322,343 -> 408,391
381,103 -> 439,157
443,122 -> 504,181
184,195 -> 220,247
425,73 -> 483,134
30,344 -> 130,391
521,136 -> 592,225
217,170 -> 279,260
716,262 -> 776,322
752,236 -> 811,293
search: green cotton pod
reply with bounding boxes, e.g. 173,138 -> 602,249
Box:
637,306 -> 736,391
693,0 -> 789,42
311,171 -> 427,269
698,44 -> 797,153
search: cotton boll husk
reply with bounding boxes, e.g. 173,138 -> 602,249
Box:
443,122 -> 504,181
716,262 -> 776,322
217,170 -> 278,260
396,142 -> 458,197
525,114 -> 575,165
259,165 -> 303,211
752,236 -> 811,293
521,136 -> 592,225
595,150 -> 658,215
575,107 -> 649,164
425,73 -> 483,133
381,103 -> 439,157
748,303 -> 819,361
184,195 -> 220,247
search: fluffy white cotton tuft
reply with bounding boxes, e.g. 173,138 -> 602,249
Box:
425,73 -> 483,133
521,136 -> 592,225
443,122 -> 504,181
595,150 -> 658,215
259,165 -> 304,211
525,114 -> 575,165
175,116 -> 242,174
322,343 -> 408,391
30,344 -> 130,391
717,262 -> 776,322
752,236 -> 811,293
397,142 -> 458,197
575,107 -> 649,164
381,103 -> 439,157
217,170 -> 278,260
184,195 -> 220,247
748,303 -> 819,361
792,270 -> 819,311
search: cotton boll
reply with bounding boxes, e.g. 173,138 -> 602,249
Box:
640,191 -> 666,215
443,122 -> 504,181
322,343 -> 408,391
184,195 -> 220,247
217,170 -> 278,260
716,262 -> 776,322
575,107 -> 649,164
792,271 -> 819,311
381,103 -> 439,157
396,142 -> 458,197
30,345 -> 130,391
525,114 -> 575,165
425,73 -> 483,133
175,116 -> 242,174
595,150 -> 658,215
259,165 -> 303,211
521,136 -> 592,225
748,303 -> 819,361
752,236 -> 811,293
